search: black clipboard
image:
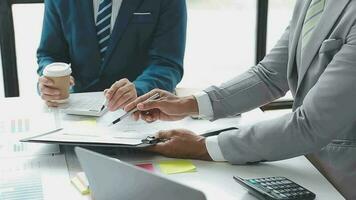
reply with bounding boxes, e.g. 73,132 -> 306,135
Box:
21,127 -> 238,148
20,128 -> 165,149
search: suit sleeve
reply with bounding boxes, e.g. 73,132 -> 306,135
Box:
37,0 -> 70,75
204,27 -> 291,120
218,22 -> 356,164
133,0 -> 187,95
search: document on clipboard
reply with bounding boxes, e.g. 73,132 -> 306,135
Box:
21,106 -> 241,148
21,117 -> 163,148
20,128 -> 162,148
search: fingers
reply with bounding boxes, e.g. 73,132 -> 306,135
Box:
114,88 -> 137,109
139,109 -> 160,122
106,79 -> 137,111
39,76 -> 54,87
39,76 -> 61,101
137,99 -> 165,111
145,129 -> 212,160
104,89 -> 109,96
147,142 -> 169,154
106,79 -> 128,99
45,100 -> 59,107
70,76 -> 75,86
40,85 -> 60,96
124,89 -> 162,112
131,111 -> 140,121
156,129 -> 181,139
39,85 -> 61,101
41,93 -> 62,101
146,130 -> 185,155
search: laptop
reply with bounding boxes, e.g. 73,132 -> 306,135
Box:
75,147 -> 207,200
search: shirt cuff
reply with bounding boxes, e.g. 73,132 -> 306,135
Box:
193,92 -> 214,120
205,136 -> 227,162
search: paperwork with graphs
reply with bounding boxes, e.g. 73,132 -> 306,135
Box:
0,154 -> 81,200
0,100 -> 60,157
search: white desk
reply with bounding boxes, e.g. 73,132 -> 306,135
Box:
0,97 -> 344,200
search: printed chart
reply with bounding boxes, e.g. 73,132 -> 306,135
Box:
0,172 -> 43,200
0,118 -> 31,135
0,114 -> 60,157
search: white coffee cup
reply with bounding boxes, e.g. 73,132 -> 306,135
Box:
43,62 -> 72,103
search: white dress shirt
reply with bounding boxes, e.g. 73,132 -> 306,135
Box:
194,92 -> 227,162
93,0 -> 123,33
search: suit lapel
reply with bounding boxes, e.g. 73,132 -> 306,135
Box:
287,0 -> 311,81
83,0 -> 101,61
100,0 -> 144,73
297,0 -> 350,88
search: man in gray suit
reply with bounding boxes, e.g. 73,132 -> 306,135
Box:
125,0 -> 356,198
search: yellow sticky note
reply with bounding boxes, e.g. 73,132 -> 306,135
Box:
77,118 -> 97,126
71,176 -> 90,195
158,160 -> 197,175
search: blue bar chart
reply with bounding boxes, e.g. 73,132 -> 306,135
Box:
10,118 -> 30,134
0,173 -> 43,200
0,118 -> 30,135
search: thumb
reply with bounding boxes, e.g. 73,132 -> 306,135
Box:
137,100 -> 163,111
146,142 -> 166,153
70,76 -> 75,86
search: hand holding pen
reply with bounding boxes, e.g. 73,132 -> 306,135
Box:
123,89 -> 199,123
104,79 -> 138,111
109,93 -> 161,126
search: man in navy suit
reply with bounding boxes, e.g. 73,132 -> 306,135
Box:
37,0 -> 186,110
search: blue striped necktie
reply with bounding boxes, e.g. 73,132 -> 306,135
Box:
96,0 -> 113,60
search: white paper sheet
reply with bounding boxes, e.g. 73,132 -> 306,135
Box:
0,154 -> 85,200
60,92 -> 108,116
0,104 -> 60,157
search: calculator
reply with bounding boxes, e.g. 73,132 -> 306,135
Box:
233,176 -> 316,200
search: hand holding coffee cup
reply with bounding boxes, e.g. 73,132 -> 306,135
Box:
39,62 -> 74,107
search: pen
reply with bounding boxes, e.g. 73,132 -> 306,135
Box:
109,93 -> 160,126
100,98 -> 108,112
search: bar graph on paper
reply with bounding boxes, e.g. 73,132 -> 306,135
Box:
0,155 -> 67,200
0,173 -> 43,200
0,118 -> 31,134
0,158 -> 44,200
0,117 -> 60,157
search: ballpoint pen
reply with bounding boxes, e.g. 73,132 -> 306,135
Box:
100,98 -> 108,112
108,93 -> 160,126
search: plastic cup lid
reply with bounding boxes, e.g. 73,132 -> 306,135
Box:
43,62 -> 72,77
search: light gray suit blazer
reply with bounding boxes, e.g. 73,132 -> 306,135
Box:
205,0 -> 356,198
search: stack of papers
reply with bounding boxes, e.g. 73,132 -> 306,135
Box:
0,103 -> 60,157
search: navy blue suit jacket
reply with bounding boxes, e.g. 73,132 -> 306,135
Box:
37,0 -> 186,95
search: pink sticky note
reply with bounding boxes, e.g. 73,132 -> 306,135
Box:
136,163 -> 154,172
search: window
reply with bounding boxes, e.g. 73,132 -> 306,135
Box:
179,0 -> 257,90
12,1 -> 257,97
267,0 -> 295,52
0,48 -> 4,98
12,4 -> 44,99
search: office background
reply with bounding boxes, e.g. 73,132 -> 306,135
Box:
0,0 -> 294,108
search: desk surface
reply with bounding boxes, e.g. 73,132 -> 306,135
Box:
64,146 -> 344,200
0,97 -> 344,200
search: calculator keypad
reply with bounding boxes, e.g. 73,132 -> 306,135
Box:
246,177 -> 315,200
